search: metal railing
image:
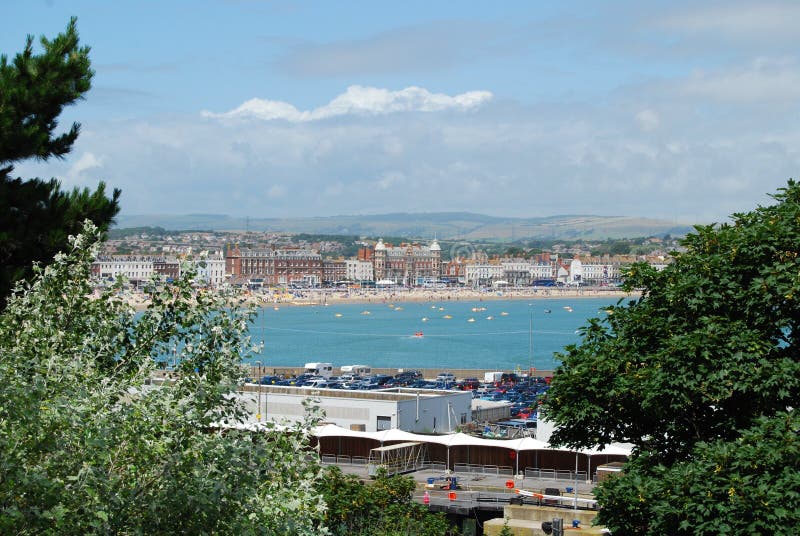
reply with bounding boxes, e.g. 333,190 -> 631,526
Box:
524,467 -> 588,482
321,454 -> 368,466
452,463 -> 515,476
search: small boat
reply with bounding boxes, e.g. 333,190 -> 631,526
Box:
543,308 -> 551,314
273,306 -> 280,311
413,331 -> 424,338
500,312 -> 509,316
395,306 -> 403,311
438,307 -> 445,311
335,313 -> 343,317
563,306 -> 573,312
421,317 -> 429,322
486,316 -> 493,320
360,310 -> 371,315
443,314 -> 452,319
467,318 -> 475,323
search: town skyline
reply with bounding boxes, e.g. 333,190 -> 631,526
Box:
5,2 -> 799,224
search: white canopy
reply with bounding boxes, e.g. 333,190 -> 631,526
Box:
312,424 -> 632,456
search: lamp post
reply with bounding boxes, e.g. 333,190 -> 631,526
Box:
255,360 -> 262,422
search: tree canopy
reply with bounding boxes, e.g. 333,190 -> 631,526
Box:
0,223 -> 326,534
319,466 -> 452,536
0,18 -> 120,306
543,180 -> 800,534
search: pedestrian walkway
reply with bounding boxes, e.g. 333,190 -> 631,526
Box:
323,460 -> 598,513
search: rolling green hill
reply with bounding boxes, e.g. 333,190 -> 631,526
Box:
114,212 -> 692,241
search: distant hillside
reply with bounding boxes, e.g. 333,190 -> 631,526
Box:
114,212 -> 692,241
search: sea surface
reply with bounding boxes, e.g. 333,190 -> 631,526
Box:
247,296 -> 628,371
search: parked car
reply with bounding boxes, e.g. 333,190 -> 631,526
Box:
395,370 -> 422,382
436,372 -> 456,383
259,375 -> 280,385
459,378 -> 480,390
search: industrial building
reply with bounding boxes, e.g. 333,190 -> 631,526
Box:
241,384 -> 472,434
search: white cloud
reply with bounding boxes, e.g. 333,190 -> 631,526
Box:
376,171 -> 405,190
70,152 -> 103,174
660,2 -> 800,40
267,185 -> 287,199
201,85 -> 493,122
67,152 -> 104,184
273,20 -> 510,78
680,57 -> 800,102
635,109 -> 660,132
39,74 -> 798,225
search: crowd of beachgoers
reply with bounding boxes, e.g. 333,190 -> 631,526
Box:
115,285 -> 637,310
248,286 -> 636,306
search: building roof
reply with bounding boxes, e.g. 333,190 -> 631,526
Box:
311,423 -> 632,456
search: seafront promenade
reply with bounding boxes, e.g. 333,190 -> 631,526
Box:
245,286 -> 634,307
122,285 -> 636,310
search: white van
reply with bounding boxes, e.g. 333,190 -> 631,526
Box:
436,372 -> 456,383
340,364 -> 371,376
304,362 -> 334,378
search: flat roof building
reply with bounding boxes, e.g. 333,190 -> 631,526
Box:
241,385 -> 472,434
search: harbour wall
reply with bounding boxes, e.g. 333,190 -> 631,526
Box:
249,366 -> 555,380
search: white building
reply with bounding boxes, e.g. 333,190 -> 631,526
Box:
189,252 -> 227,287
529,261 -> 556,281
576,259 -> 619,285
92,256 -> 159,282
568,258 -> 583,285
464,264 -> 504,286
345,259 -> 374,282
241,386 -> 472,433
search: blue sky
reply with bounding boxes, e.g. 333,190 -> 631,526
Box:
4,1 -> 800,223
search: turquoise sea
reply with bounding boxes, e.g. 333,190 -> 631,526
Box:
247,296 -> 627,371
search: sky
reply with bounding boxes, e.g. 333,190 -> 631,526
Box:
3,1 -> 800,224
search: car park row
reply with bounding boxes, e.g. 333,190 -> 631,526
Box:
246,370 -> 551,419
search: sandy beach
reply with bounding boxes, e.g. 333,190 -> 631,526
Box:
117,286 -> 639,310
237,287 -> 639,307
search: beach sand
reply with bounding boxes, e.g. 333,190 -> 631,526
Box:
238,287 -> 639,307
117,286 -> 639,310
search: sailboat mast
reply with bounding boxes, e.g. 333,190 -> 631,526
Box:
529,309 -> 533,373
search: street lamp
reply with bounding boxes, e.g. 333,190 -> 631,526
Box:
255,360 -> 263,422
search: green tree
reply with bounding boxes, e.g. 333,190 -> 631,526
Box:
543,181 -> 800,534
0,18 -> 120,307
319,466 -> 453,536
0,222 -> 326,534
504,246 -> 528,258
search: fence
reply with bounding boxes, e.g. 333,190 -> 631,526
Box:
453,463 -> 514,476
524,467 -> 588,482
321,456 -> 591,483
321,454 -> 368,466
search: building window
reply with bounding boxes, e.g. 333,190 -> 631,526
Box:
376,415 -> 391,431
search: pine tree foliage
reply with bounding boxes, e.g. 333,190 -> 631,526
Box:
0,18 -> 120,307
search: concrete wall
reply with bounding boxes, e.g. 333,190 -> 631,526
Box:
240,385 -> 471,433
484,505 -> 604,535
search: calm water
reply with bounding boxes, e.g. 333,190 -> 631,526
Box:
247,296 -> 625,371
